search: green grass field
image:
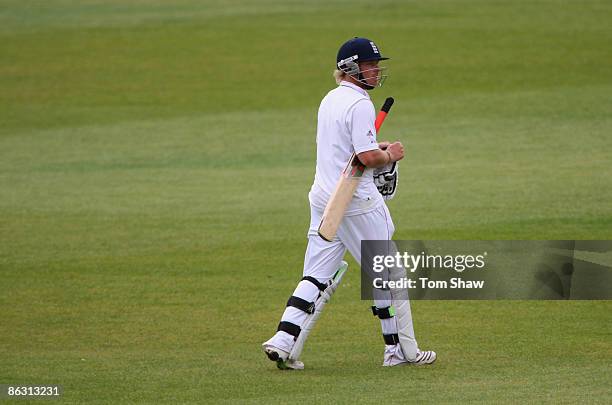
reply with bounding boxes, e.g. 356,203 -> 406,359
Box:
1,1 -> 611,403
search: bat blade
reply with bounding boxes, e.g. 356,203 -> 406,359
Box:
317,168 -> 361,241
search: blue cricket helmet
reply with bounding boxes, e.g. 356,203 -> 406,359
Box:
336,37 -> 389,67
336,37 -> 389,88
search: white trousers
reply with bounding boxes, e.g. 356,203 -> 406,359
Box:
268,203 -> 401,353
303,203 -> 395,282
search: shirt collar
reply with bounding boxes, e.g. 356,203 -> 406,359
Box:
339,80 -> 369,98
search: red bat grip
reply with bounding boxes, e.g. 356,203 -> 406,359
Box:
374,111 -> 387,131
375,97 -> 394,132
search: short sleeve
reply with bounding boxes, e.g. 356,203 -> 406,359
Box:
348,99 -> 379,154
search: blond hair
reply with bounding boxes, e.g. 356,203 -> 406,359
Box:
333,69 -> 346,84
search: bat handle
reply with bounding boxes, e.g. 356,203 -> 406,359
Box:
374,111 -> 387,131
375,97 -> 394,131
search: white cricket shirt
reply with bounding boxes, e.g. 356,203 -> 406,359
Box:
309,81 -> 384,216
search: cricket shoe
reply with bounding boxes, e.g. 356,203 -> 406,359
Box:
383,344 -> 437,367
262,343 -> 304,370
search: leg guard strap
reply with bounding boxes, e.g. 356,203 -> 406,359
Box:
301,276 -> 328,292
286,296 -> 315,314
371,305 -> 396,319
383,333 -> 400,345
278,321 -> 301,340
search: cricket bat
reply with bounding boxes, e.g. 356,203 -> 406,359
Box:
317,97 -> 395,241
